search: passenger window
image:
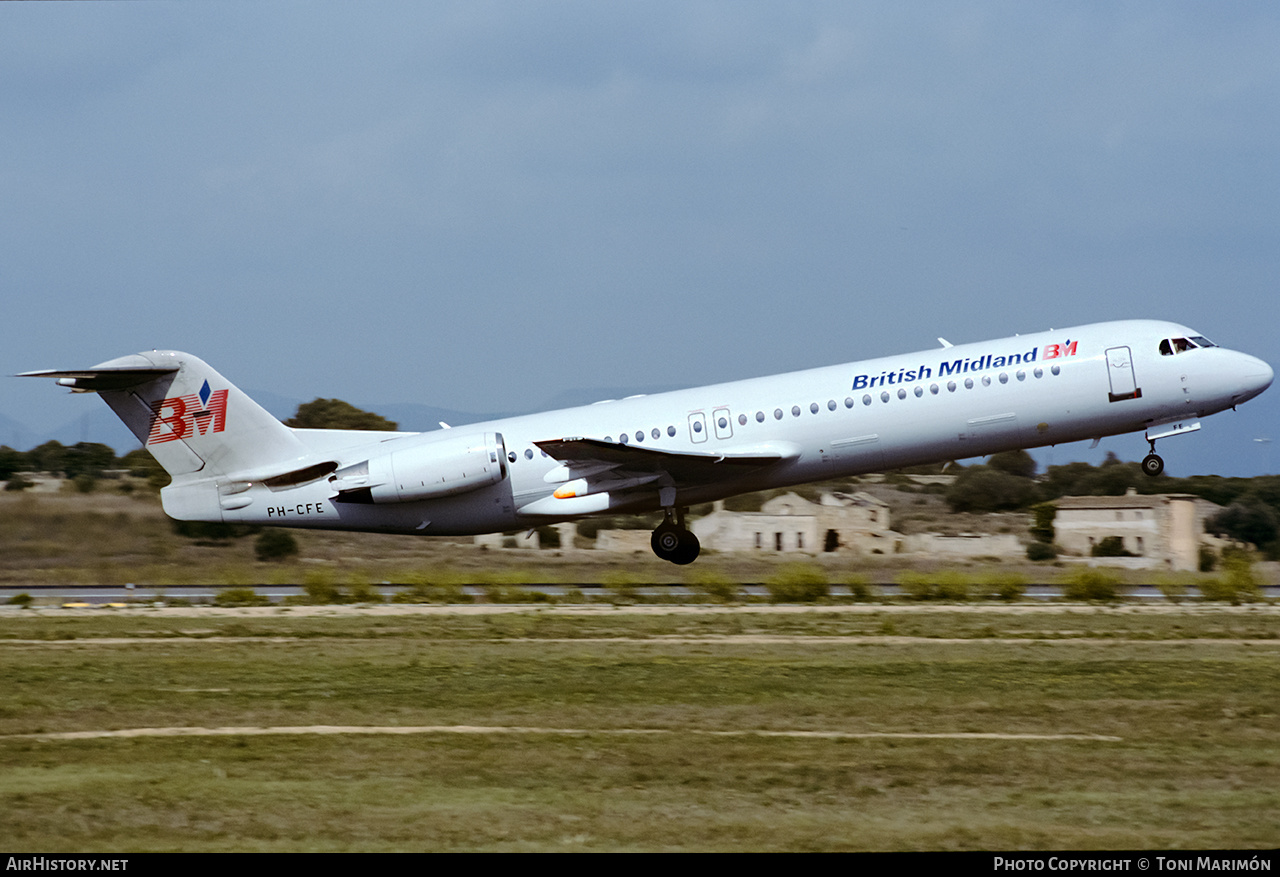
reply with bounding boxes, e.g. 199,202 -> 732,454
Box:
930,384 -> 939,394
947,381 -> 956,392
738,414 -> 747,426
964,378 -> 974,389
756,411 -> 765,422
863,395 -> 872,406
844,397 -> 854,408
774,408 -> 783,420
810,402 -> 819,414
791,405 -> 801,417
827,400 -> 837,411
914,386 -> 923,397
897,388 -> 906,399
880,391 -> 890,403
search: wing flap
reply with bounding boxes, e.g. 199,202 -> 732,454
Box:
534,437 -> 791,484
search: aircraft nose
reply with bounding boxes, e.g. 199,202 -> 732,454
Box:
1236,353 -> 1274,403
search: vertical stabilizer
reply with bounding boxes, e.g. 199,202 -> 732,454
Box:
24,350 -> 310,480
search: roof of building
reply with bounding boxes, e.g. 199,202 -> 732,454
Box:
1054,490 -> 1218,511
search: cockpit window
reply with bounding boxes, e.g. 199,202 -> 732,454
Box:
1160,337 -> 1203,356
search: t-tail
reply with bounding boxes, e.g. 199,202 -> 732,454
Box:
20,350 -> 317,519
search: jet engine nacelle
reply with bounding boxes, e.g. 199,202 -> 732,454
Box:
332,431 -> 508,503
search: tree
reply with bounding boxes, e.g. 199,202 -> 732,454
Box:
1029,502 -> 1056,544
945,466 -> 1042,513
988,449 -> 1037,479
1206,499 -> 1279,550
0,446 -> 26,481
26,440 -> 66,474
61,442 -> 117,479
255,529 -> 300,561
285,399 -> 398,431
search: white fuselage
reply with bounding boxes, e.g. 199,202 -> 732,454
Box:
210,319 -> 1271,536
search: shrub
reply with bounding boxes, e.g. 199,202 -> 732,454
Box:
1199,549 -> 1261,604
6,592 -> 33,607
346,581 -> 385,604
215,587 -> 271,607
982,573 -> 1027,602
843,574 -> 879,601
897,570 -> 971,601
4,475 -> 34,492
302,571 -> 343,604
172,520 -> 260,541
390,582 -> 472,604
484,584 -> 553,604
685,569 -> 741,603
765,564 -> 829,603
602,570 -> 646,602
534,526 -> 561,549
1061,569 -> 1127,602
255,529 -> 299,562
1155,577 -> 1188,603
1026,541 -> 1058,561
1091,536 -> 1133,557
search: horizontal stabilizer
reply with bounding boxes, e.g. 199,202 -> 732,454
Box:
18,366 -> 179,392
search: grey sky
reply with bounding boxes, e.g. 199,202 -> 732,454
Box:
3,2 -> 1278,476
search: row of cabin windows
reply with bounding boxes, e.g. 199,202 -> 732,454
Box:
507,362 -> 1065,461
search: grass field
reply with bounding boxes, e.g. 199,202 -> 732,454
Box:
1,604 -> 1277,851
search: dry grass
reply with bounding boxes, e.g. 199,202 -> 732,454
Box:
1,606 -> 1278,850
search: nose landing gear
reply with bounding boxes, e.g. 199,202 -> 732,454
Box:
651,506 -> 700,564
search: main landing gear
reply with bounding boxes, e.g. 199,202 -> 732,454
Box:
651,507 -> 700,564
1142,438 -> 1164,477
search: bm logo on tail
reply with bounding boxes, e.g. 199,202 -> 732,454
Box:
147,380 -> 228,445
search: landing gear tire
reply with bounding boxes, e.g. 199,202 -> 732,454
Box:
1142,453 -> 1164,477
651,523 -> 700,565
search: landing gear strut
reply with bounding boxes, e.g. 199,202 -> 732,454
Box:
651,506 -> 700,564
1142,438 -> 1164,477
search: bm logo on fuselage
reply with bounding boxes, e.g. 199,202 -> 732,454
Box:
147,380 -> 228,445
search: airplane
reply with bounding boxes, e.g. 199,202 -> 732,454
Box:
21,319 -> 1273,564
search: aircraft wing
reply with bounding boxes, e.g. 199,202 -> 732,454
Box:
535,437 -> 791,484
